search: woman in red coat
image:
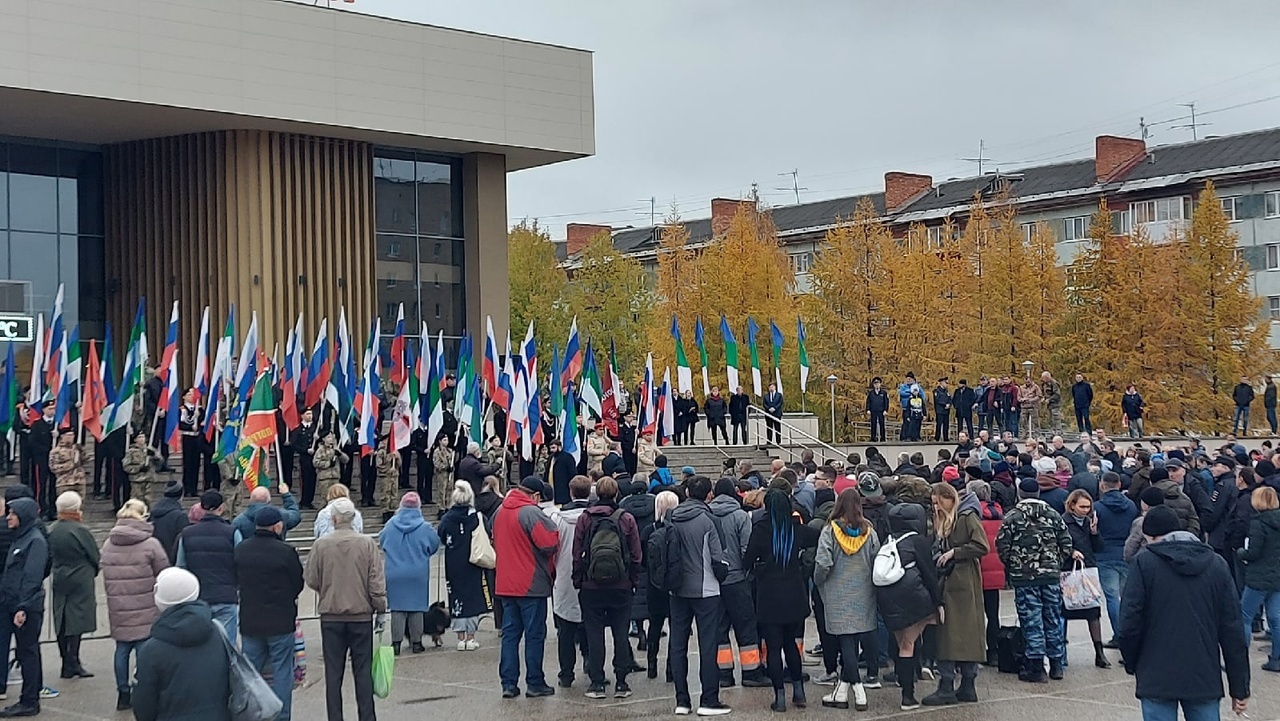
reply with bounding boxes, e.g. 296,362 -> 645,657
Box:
966,480 -> 1006,667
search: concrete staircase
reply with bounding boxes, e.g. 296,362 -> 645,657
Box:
653,444 -> 774,477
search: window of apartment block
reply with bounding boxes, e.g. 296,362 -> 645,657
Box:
926,226 -> 946,248
1115,209 -> 1133,235
789,251 -> 812,275
1021,222 -> 1035,243
1266,191 -> 1280,219
1063,215 -> 1090,242
1131,197 -> 1188,225
1268,244 -> 1280,271
1221,196 -> 1239,222
1270,296 -> 1280,321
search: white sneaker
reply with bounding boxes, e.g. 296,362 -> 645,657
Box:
457,641 -> 467,651
852,683 -> 867,711
920,665 -> 937,681
675,705 -> 692,715
863,677 -> 883,690
696,704 -> 731,716
465,639 -> 480,651
813,671 -> 839,686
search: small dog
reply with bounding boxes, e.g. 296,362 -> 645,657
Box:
424,601 -> 452,647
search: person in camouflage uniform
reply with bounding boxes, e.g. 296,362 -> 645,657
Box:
375,442 -> 401,520
218,453 -> 244,519
431,435 -> 455,513
313,431 -> 347,503
49,430 -> 86,497
994,477 -> 1080,683
483,435 -> 512,490
122,432 -> 158,503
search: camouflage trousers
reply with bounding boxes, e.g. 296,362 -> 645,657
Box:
130,478 -> 153,504
377,476 -> 399,516
1014,584 -> 1065,661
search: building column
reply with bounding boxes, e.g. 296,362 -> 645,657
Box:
462,152 -> 509,354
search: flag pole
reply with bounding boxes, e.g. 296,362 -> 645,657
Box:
148,409 -> 162,454
273,439 -> 286,491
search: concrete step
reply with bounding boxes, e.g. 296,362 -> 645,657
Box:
653,445 -> 774,477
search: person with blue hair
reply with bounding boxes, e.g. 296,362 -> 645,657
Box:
743,488 -> 819,712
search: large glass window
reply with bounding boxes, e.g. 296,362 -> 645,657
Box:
0,139 -> 106,337
374,148 -> 464,349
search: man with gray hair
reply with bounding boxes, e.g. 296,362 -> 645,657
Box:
457,441 -> 500,490
306,498 -> 387,721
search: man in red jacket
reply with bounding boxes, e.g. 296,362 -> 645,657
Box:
494,476 -> 561,700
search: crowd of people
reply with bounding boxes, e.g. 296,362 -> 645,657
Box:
1,404 -> 1278,720
868,371 -> 1280,442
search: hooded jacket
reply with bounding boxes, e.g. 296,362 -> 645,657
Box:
1037,474 -> 1068,514
1238,508 -> 1280,591
0,497 -> 47,614
1094,489 -> 1138,564
1154,481 -> 1202,536
708,494 -> 752,585
101,518 -> 169,642
132,601 -> 232,721
572,500 -> 644,591
994,498 -> 1073,587
492,489 -> 560,597
875,503 -> 941,631
378,508 -> 441,612
550,500 -> 589,622
667,499 -> 728,599
1118,535 -> 1249,704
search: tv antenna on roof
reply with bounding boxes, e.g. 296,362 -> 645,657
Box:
961,139 -> 995,175
1172,102 -> 1211,141
775,169 -> 808,204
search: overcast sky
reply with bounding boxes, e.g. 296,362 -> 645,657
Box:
324,0 -> 1280,238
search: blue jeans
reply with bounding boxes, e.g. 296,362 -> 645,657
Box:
1004,411 -> 1019,437
1241,586 -> 1280,662
1097,559 -> 1129,639
499,597 -> 548,691
243,633 -> 296,721
1140,698 -> 1220,721
1014,584 -> 1064,661
211,603 -> 240,647
1234,406 -> 1250,434
1268,407 -> 1278,435
114,639 -> 145,693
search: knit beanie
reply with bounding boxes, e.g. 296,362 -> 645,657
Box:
1142,506 -> 1181,538
154,567 -> 200,610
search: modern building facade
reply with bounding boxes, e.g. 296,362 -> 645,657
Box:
565,128 -> 1280,346
1,0 -> 594,363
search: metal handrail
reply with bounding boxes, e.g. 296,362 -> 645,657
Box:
746,404 -> 844,459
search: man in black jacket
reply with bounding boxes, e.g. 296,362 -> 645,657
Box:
236,507 -> 305,721
0,498 -> 48,717
933,378 -> 952,442
28,404 -> 55,520
866,378 -> 890,442
1071,374 -> 1093,433
292,409 -> 318,508
547,439 -> 578,506
951,380 -> 975,438
176,490 -> 240,646
617,413 -> 638,476
763,384 -> 784,445
1266,377 -> 1278,435
1117,506 -> 1249,720
729,388 -> 750,445
150,481 -> 190,565
1233,376 -> 1255,436
705,387 -> 728,445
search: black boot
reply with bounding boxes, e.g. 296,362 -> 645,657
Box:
647,653 -> 658,680
956,673 -> 978,703
1019,657 -> 1047,683
921,673 -> 957,706
771,688 -> 787,712
792,679 -> 806,708
898,656 -> 919,711
67,637 -> 92,678
117,690 -> 132,711
1093,642 -> 1112,669
718,670 -> 736,688
1048,657 -> 1064,680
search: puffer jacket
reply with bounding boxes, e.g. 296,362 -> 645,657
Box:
708,495 -> 752,585
977,500 -> 1006,591
994,498 -> 1073,587
549,500 -> 589,622
101,518 -> 170,642
1239,508 -> 1280,592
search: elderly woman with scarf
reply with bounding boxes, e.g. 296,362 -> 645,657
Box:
743,489 -> 820,712
813,488 -> 881,712
922,483 -> 989,706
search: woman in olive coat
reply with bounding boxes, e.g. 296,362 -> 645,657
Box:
48,491 -> 100,679
923,483 -> 989,706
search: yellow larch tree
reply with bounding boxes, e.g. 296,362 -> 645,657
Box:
564,231 -> 654,383
507,220 -> 570,349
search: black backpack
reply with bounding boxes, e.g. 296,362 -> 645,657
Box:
647,524 -> 673,592
996,625 -> 1025,674
586,509 -> 628,584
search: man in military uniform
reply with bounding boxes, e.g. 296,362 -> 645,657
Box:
123,432 -> 157,504
585,423 -> 609,475
312,431 -> 347,504
375,441 -> 401,521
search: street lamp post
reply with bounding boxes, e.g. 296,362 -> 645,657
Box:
1022,360 -> 1035,380
827,374 -> 838,443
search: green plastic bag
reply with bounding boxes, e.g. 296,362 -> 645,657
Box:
372,629 -> 394,699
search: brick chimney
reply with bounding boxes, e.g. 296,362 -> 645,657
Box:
884,172 -> 933,212
565,223 -> 611,256
1095,135 -> 1146,183
711,198 -> 756,236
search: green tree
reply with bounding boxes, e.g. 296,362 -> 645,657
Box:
507,220 -> 569,350
565,231 -> 654,382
